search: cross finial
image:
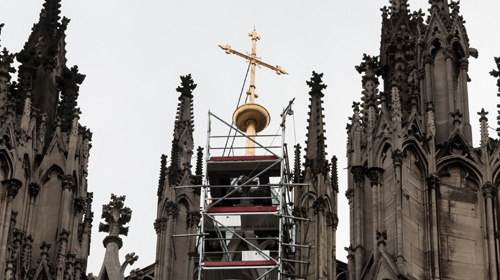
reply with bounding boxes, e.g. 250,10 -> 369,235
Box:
248,28 -> 260,42
99,194 -> 132,237
176,74 -> 197,99
307,71 -> 327,97
219,29 -> 287,104
478,108 -> 488,122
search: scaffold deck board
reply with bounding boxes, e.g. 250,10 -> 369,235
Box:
207,206 -> 277,213
204,260 -> 276,267
209,155 -> 279,161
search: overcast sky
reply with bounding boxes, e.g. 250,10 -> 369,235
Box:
1,0 -> 500,275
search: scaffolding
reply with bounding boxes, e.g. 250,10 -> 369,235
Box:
193,109 -> 312,280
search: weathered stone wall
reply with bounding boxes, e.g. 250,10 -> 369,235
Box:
401,149 -> 425,279
438,166 -> 485,280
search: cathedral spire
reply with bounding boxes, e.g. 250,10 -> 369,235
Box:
41,0 -> 62,33
304,71 -> 328,175
15,0 -> 72,148
169,74 -> 196,185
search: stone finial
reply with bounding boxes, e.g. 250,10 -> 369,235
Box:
0,48 -> 16,92
57,65 -> 85,132
157,154 -> 167,202
391,87 -> 402,119
376,230 -> 387,246
99,194 -> 132,237
306,71 -> 327,97
478,109 -> 489,146
119,252 -> 139,277
293,144 -> 302,183
331,156 -> 339,193
194,146 -> 204,185
176,74 -> 197,99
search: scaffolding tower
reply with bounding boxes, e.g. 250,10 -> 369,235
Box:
193,109 -> 312,280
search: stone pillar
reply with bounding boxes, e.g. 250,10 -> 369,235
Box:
351,166 -> 364,280
426,174 -> 440,279
59,175 -> 75,232
366,167 -> 383,264
392,149 -> 405,273
460,58 -> 472,142
25,183 -> 40,236
346,245 -> 356,280
0,179 -> 22,277
483,183 -> 498,280
444,47 -> 455,135
187,211 -> 201,280
153,218 -> 166,280
162,201 -> 178,279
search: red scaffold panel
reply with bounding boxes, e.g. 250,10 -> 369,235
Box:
204,260 -> 276,267
207,206 -> 277,213
209,155 -> 279,161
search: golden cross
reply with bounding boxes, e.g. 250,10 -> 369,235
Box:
219,29 -> 288,103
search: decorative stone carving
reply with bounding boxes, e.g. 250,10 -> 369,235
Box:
29,182 -> 40,197
426,173 -> 440,190
4,179 -> 22,198
376,230 -> 387,246
461,57 -> 469,71
351,166 -> 365,183
313,197 -> 327,213
482,182 -> 494,198
426,101 -> 436,137
99,194 -> 132,237
121,252 -> 139,276
443,47 -> 454,60
366,167 -> 384,186
21,235 -> 33,277
164,201 -> 179,218
450,109 -> 463,129
154,217 -> 168,233
128,268 -> 145,280
187,211 -> 201,228
59,174 -> 75,191
326,212 -> 339,230
391,149 -> 404,166
292,207 -> 308,218
74,196 -> 86,213
345,188 -> 354,201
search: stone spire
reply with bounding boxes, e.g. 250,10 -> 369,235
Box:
56,65 -> 85,132
304,71 -> 328,175
295,71 -> 337,279
16,0 -> 70,143
157,154 -> 167,202
356,54 -> 381,134
169,74 -> 196,186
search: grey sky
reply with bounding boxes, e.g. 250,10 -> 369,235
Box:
1,0 -> 499,274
